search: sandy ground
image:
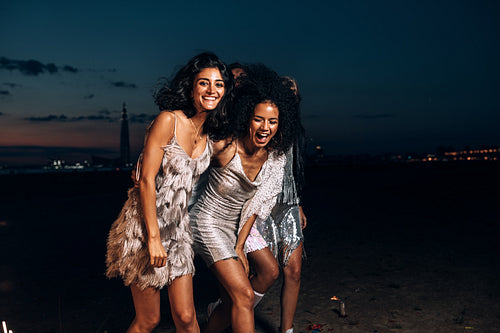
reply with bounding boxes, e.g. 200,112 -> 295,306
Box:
1,162 -> 500,332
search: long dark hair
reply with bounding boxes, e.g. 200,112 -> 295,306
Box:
153,52 -> 234,140
283,76 -> 306,199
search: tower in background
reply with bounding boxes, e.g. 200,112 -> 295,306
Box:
120,102 -> 131,166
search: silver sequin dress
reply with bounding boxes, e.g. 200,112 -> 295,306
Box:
106,115 -> 212,290
190,149 -> 286,267
256,146 -> 304,266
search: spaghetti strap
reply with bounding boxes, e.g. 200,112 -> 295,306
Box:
233,138 -> 239,158
135,153 -> 143,182
135,111 -> 177,182
173,111 -> 178,139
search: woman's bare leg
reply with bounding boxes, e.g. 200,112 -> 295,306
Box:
204,249 -> 278,333
128,285 -> 161,333
248,247 -> 279,294
280,242 -> 303,332
205,258 -> 255,333
168,274 -> 200,333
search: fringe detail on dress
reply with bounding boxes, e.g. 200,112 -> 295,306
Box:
105,137 -> 211,290
276,147 -> 300,205
256,204 -> 305,266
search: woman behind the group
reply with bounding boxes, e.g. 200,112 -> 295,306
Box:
106,52 -> 233,333
189,64 -> 298,333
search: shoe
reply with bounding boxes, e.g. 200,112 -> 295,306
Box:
207,298 -> 222,317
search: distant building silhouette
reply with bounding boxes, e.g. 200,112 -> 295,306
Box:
120,103 -> 131,166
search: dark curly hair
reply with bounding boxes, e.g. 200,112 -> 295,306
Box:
153,52 -> 234,140
231,64 -> 300,155
282,76 -> 307,200
228,62 -> 249,73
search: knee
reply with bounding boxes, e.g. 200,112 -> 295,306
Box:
233,286 -> 255,309
267,262 -> 280,282
284,263 -> 301,283
257,261 -> 279,284
134,312 -> 160,332
172,307 -> 196,330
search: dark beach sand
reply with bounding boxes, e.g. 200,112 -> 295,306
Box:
1,162 -> 499,332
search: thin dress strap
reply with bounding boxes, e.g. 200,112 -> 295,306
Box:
173,111 -> 178,139
135,112 -> 177,182
135,153 -> 142,182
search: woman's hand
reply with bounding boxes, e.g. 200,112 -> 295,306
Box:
299,206 -> 307,229
148,236 -> 168,267
235,246 -> 249,276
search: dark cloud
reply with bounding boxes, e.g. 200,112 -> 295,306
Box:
24,113 -> 116,122
62,65 -> 78,73
85,115 -> 115,122
98,109 -> 113,115
3,82 -> 22,88
353,114 -> 396,119
84,94 -> 95,99
0,90 -> 11,96
129,113 -> 156,123
46,63 -> 57,73
0,56 -> 79,76
24,115 -> 68,122
111,81 -> 137,89
24,110 -> 155,123
0,112 -> 4,116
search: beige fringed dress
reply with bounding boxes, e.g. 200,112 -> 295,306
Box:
106,116 -> 212,290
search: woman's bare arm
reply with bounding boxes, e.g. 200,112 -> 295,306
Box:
235,214 -> 257,275
139,111 -> 175,267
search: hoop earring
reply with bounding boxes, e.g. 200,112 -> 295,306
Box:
272,130 -> 283,147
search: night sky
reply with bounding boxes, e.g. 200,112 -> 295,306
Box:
1,0 -> 499,166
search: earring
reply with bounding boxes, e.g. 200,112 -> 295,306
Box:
272,131 -> 283,146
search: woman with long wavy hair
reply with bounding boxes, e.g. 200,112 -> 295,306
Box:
106,52 -> 233,333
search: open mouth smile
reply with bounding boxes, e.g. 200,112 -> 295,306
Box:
255,132 -> 270,144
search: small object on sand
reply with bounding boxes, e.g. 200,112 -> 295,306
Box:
339,301 -> 347,317
306,324 -> 323,331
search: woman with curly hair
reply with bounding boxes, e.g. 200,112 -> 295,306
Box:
106,52 -> 233,333
246,76 -> 307,333
189,64 -> 298,333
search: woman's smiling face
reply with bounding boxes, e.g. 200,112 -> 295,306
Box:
248,101 -> 279,148
192,67 -> 225,112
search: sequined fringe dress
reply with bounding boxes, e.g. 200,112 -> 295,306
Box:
106,115 -> 212,290
255,146 -> 304,266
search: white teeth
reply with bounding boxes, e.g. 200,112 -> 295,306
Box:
203,97 -> 216,100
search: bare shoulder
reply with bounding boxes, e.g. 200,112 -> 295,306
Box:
147,111 -> 176,145
212,138 -> 233,154
154,110 -> 176,125
212,138 -> 236,167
